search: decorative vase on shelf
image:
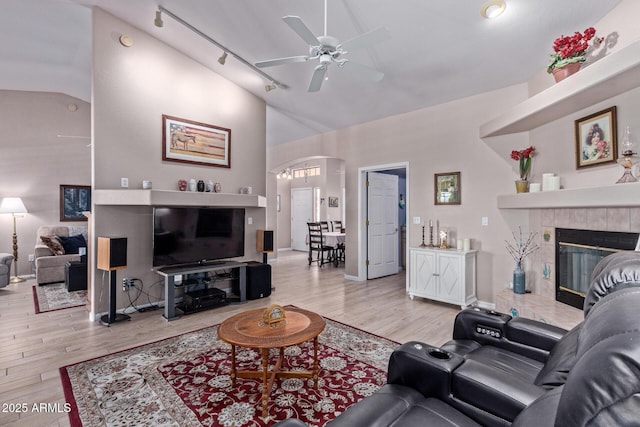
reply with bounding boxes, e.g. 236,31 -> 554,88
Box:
551,62 -> 581,83
515,180 -> 529,193
513,261 -> 526,294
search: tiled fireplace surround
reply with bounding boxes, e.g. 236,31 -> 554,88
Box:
496,207 -> 640,330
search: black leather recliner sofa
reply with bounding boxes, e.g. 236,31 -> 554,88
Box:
277,251 -> 640,427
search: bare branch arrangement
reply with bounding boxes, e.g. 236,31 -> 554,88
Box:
506,226 -> 540,263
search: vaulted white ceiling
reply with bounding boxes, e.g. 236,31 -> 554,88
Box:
0,0 -> 621,145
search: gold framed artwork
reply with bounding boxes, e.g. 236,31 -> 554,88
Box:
575,106 -> 617,170
162,114 -> 231,168
60,185 -> 91,221
435,172 -> 461,205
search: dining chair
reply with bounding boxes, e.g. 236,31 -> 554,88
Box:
307,222 -> 334,267
331,220 -> 342,232
319,221 -> 329,232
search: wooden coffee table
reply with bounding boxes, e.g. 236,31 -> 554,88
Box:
217,307 -> 326,418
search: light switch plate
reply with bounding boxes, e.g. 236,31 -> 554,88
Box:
121,177 -> 129,188
481,216 -> 489,226
413,216 -> 421,225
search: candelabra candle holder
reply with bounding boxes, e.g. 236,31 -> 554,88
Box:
427,225 -> 435,247
419,226 -> 427,247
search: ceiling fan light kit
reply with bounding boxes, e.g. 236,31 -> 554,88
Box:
481,0 -> 507,19
255,0 -> 389,92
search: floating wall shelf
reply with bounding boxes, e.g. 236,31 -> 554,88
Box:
480,40 -> 640,138
93,189 -> 266,208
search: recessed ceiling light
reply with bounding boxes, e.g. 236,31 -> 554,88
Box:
119,34 -> 133,47
481,0 -> 507,19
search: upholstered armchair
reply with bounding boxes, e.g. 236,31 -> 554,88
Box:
0,253 -> 13,288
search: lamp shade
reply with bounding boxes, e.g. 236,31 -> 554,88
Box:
0,197 -> 28,214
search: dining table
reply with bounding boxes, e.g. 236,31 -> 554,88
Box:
323,231 -> 345,248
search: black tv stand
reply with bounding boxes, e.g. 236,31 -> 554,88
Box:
154,261 -> 247,321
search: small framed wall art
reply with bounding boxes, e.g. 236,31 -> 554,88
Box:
60,185 -> 91,221
575,106 -> 617,169
434,172 -> 461,205
162,115 -> 231,168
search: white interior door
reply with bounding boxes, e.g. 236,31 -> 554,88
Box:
291,187 -> 312,251
367,172 -> 399,279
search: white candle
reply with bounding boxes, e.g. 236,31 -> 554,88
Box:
529,183 -> 541,192
542,173 -> 555,191
457,239 -> 463,250
550,176 -> 561,190
463,238 -> 471,252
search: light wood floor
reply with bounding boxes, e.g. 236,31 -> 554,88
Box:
0,251 -> 460,426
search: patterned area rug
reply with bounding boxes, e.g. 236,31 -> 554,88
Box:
60,317 -> 398,426
33,283 -> 87,313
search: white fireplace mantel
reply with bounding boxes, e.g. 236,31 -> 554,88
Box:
497,182 -> 640,209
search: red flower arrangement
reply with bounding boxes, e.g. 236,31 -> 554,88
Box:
511,146 -> 535,180
547,27 -> 603,74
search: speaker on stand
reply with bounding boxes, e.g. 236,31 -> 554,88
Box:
256,229 -> 274,264
97,237 -> 130,326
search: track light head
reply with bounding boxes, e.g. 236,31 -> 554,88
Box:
218,51 -> 228,65
154,10 -> 164,27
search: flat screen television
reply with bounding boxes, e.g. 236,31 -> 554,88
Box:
153,207 -> 245,267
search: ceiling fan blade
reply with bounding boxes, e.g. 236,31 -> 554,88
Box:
255,55 -> 309,68
339,27 -> 390,53
283,16 -> 321,46
308,65 -> 327,92
342,60 -> 384,82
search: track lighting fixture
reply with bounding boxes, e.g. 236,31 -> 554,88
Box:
265,84 -> 277,92
153,6 -> 287,90
154,10 -> 164,27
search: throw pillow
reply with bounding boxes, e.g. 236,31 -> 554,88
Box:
58,234 -> 87,255
40,235 -> 65,256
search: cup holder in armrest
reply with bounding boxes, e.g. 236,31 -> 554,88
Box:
428,348 -> 451,360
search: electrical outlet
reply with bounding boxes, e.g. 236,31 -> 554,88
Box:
121,177 -> 129,188
28,254 -> 35,262
122,277 -> 136,291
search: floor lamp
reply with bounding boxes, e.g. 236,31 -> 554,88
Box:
0,197 -> 28,283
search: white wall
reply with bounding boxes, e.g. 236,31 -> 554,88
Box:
91,8 -> 267,315
0,91 -> 90,277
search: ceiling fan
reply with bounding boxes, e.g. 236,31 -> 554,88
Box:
255,0 -> 390,92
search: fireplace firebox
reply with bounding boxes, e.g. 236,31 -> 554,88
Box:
555,228 -> 639,309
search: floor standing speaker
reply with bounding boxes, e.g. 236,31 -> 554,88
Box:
97,237 -> 130,326
257,230 -> 274,263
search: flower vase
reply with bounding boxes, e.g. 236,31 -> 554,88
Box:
515,180 -> 529,193
513,261 -> 526,294
552,62 -> 581,83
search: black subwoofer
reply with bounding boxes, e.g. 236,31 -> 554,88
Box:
233,261 -> 272,300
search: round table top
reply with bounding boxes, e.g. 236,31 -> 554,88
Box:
218,307 -> 325,348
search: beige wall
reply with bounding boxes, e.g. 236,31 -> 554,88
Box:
0,91 -> 90,277
91,8 -> 267,315
268,85 -> 528,301
266,0 -> 640,304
